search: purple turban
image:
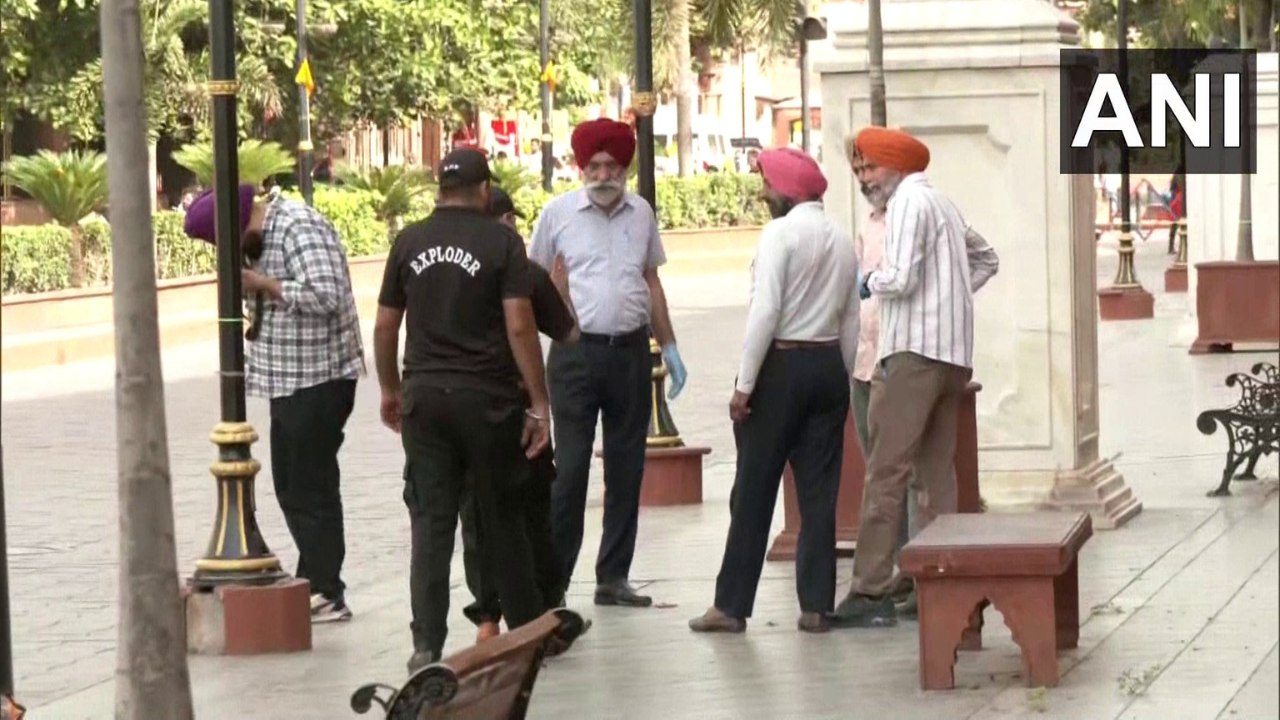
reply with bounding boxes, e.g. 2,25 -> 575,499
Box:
183,183 -> 256,244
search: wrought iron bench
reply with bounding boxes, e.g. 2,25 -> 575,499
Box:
1197,362 -> 1280,497
350,608 -> 588,720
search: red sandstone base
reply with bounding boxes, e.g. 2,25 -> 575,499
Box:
185,578 -> 312,656
596,445 -> 711,506
1163,265 -> 1187,293
1097,286 -> 1155,321
1191,261 -> 1280,354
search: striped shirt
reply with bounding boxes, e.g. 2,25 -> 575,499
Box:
246,197 -> 366,399
736,202 -> 860,394
528,189 -> 666,335
867,173 -> 999,369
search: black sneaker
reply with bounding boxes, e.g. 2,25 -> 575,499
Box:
894,589 -> 918,621
830,593 -> 897,628
311,594 -> 353,623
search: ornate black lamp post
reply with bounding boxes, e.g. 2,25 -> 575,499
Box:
189,0 -> 285,589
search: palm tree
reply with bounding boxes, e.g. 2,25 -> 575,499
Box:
1235,0 -> 1254,261
100,0 -> 195,713
172,139 -> 296,189
2,150 -> 109,288
334,163 -> 434,239
868,0 -> 886,126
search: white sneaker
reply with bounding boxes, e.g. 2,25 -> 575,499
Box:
311,595 -> 353,623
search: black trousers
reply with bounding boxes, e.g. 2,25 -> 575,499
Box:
714,346 -> 849,618
401,381 -> 544,659
547,332 -> 651,587
269,378 -> 357,601
461,446 -> 564,624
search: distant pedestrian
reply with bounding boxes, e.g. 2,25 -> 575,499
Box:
373,149 -> 565,672
529,118 -> 687,608
832,127 -> 999,629
689,147 -> 860,634
183,183 -> 365,624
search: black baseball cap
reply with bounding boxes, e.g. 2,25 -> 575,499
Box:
437,148 -> 491,189
488,186 -> 526,218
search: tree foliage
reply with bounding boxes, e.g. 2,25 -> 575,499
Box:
172,139 -> 296,187
1078,0 -> 1278,48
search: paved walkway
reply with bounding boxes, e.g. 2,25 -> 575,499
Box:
2,237 -> 1277,719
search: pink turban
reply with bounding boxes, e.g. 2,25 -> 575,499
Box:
756,148 -> 828,202
571,119 -> 636,169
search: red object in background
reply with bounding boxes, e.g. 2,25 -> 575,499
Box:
491,119 -> 518,156
451,124 -> 479,150
1170,189 -> 1185,218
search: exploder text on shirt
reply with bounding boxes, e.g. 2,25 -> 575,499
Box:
410,246 -> 482,277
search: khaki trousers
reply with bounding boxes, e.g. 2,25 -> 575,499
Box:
850,352 -> 971,597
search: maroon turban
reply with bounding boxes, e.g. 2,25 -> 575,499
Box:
757,147 -> 828,201
183,183 -> 256,244
571,118 -> 636,169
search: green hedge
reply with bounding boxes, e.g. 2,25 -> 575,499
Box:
2,173 -> 769,296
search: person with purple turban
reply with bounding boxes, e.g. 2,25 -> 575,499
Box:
831,127 -> 1000,629
689,147 -> 862,634
528,117 -> 686,609
183,183 -> 365,624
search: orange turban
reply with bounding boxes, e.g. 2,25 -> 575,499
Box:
852,127 -> 930,174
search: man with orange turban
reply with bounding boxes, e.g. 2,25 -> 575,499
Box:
529,117 -> 685,609
832,127 -> 1001,629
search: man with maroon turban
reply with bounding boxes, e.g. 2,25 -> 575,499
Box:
528,117 -> 685,608
689,147 -> 861,634
832,127 -> 1000,629
183,183 -> 365,624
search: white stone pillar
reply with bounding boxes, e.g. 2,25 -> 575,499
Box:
815,0 -> 1141,528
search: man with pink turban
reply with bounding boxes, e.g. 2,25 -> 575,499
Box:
832,127 -> 1000,629
689,147 -> 861,634
528,118 -> 685,609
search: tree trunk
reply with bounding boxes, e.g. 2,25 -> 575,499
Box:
100,0 -> 195,718
67,225 -> 87,289
868,0 -> 887,127
672,0 -> 694,177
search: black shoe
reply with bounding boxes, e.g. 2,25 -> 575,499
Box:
406,650 -> 438,674
830,592 -> 898,629
593,580 -> 652,607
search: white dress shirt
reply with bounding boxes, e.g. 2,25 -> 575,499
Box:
866,173 -> 999,369
736,202 -> 861,394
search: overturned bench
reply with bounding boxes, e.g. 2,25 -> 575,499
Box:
900,512 -> 1092,690
1197,362 -> 1279,498
351,608 -> 587,720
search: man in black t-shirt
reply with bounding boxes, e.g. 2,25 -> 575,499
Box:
459,187 -> 579,642
373,149 -> 557,673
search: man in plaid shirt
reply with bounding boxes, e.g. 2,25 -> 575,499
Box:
184,183 -> 365,623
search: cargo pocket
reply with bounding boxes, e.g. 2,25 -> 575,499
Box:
402,461 -> 419,513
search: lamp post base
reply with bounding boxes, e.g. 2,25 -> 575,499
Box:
1163,265 -> 1188,293
184,578 -> 312,655
1097,286 -> 1154,321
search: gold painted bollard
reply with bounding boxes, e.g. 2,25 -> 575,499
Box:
647,339 -> 684,448
192,422 -> 286,583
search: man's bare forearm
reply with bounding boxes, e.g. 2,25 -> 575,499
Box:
373,327 -> 401,394
648,274 -> 676,346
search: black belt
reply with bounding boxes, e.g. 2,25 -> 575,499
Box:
579,328 -> 649,347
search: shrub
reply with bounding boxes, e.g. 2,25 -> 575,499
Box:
1,172 -> 770,295
172,139 -> 296,189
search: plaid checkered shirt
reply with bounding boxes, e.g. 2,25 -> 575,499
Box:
246,197 -> 366,399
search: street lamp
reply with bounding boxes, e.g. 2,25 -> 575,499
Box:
539,0 -> 554,192
1111,0 -> 1140,289
798,15 -> 827,153
632,0 -> 657,209
190,0 -> 286,589
296,0 -> 314,206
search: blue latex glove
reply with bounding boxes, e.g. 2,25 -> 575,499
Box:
858,271 -> 874,300
662,342 -> 687,400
